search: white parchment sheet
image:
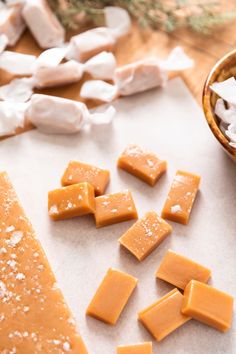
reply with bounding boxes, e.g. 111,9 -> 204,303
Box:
0,78 -> 235,354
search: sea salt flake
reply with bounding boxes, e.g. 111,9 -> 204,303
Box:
171,204 -> 182,213
63,341 -> 71,352
6,231 -> 23,247
23,306 -> 29,312
5,225 -> 15,232
16,273 -> 25,280
49,205 -> 58,215
0,247 -> 7,254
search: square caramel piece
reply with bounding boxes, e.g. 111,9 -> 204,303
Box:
182,280 -> 234,332
138,288 -> 191,341
117,342 -> 152,354
118,144 -> 167,186
95,190 -> 138,228
86,268 -> 137,325
48,182 -> 95,221
156,250 -> 211,289
0,172 -> 88,353
119,211 -> 172,261
161,170 -> 200,225
61,160 -> 110,196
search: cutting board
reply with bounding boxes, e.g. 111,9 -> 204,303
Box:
0,78 -> 235,354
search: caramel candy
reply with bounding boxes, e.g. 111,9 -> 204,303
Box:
138,288 -> 191,341
95,190 -> 138,228
119,211 -> 172,261
118,144 -> 167,186
48,182 -> 95,221
156,250 -> 211,289
0,3 -> 25,46
117,342 -> 152,354
67,27 -> 115,63
86,268 -> 137,325
61,160 -> 110,196
0,172 -> 87,353
161,170 -> 200,224
182,280 -> 234,332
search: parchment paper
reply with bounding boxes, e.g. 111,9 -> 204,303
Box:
0,78 -> 235,354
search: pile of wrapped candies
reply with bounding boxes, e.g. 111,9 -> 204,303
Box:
0,0 -> 193,136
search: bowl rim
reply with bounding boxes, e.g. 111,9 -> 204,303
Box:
202,49 -> 236,157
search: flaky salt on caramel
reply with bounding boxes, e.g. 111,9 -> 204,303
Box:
0,172 -> 87,353
86,268 -> 137,325
156,250 -> 211,289
48,182 -> 95,221
182,280 -> 234,332
119,211 -> 172,261
95,190 -> 138,228
61,160 -> 110,196
138,288 -> 191,341
118,144 -> 167,186
117,342 -> 152,354
161,170 -> 200,224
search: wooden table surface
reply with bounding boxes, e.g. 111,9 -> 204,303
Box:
1,15 -> 236,137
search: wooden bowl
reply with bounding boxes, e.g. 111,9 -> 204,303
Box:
202,49 -> 236,162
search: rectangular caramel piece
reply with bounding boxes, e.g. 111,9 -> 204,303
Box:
48,182 -> 95,221
61,160 -> 110,196
138,288 -> 191,341
182,280 -> 234,332
95,190 -> 138,228
0,172 -> 87,353
118,144 -> 167,186
156,250 -> 211,289
161,170 -> 200,224
119,211 -> 172,261
86,268 -> 137,325
117,342 -> 152,354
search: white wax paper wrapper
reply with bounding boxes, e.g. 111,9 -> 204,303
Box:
0,34 -> 8,54
0,51 -> 36,75
81,80 -> 118,102
0,100 -> 26,136
26,94 -> 116,134
0,77 -> 35,102
104,6 -> 131,39
210,77 -> 236,105
66,6 -> 131,62
0,51 -> 117,101
22,0 -> 65,49
80,47 -> 193,102
210,77 -> 236,148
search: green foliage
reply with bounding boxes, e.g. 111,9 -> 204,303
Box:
48,0 -> 236,33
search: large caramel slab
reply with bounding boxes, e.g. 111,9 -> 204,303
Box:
61,160 -> 110,196
138,288 -> 191,341
119,211 -> 172,261
0,172 -> 87,353
86,268 -> 137,325
95,190 -> 138,228
117,342 -> 152,354
48,182 -> 95,221
182,280 -> 234,332
161,170 -> 200,225
118,144 -> 167,186
156,250 -> 211,289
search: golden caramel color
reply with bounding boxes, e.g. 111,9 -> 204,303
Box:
118,144 -> 167,186
86,268 -> 137,325
117,342 -> 152,354
48,182 -> 95,221
95,190 -> 138,228
138,288 -> 191,341
119,211 -> 172,261
0,172 -> 87,353
182,280 -> 234,332
161,170 -> 201,224
156,250 -> 211,289
61,160 -> 110,196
